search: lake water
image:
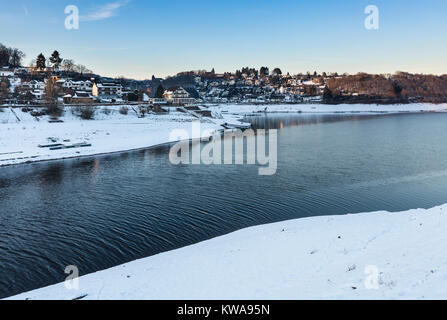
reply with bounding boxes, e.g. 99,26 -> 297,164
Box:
2,113 -> 447,298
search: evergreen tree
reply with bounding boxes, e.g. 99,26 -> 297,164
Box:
260,67 -> 269,77
155,84 -> 165,98
235,70 -> 242,78
49,50 -> 63,70
273,68 -> 282,76
323,87 -> 333,101
36,53 -> 46,70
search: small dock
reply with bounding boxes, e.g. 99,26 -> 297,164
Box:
38,142 -> 92,151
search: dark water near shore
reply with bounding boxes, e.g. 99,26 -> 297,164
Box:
2,113 -> 447,298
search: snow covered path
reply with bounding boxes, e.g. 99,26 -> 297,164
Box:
8,205 -> 447,300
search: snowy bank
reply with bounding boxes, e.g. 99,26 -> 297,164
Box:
8,205 -> 447,300
208,103 -> 447,115
0,106 -> 227,167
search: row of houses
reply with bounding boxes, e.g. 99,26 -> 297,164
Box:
2,70 -> 197,105
8,77 -> 124,103
2,66 -> 331,106
190,69 -> 330,103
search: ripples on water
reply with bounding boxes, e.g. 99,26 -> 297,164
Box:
1,113 -> 447,298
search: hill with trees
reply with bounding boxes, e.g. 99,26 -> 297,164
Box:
0,43 -> 25,68
325,72 -> 447,104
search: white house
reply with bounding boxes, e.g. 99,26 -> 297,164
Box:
22,80 -> 45,90
163,86 -> 196,105
62,80 -> 93,92
30,90 -> 45,101
0,70 -> 14,77
92,83 -> 123,98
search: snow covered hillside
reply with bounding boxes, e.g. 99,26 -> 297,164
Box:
8,205 -> 447,300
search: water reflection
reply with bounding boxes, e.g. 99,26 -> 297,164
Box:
246,113 -> 391,130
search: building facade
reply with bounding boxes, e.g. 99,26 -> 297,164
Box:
92,83 -> 123,99
163,86 -> 196,105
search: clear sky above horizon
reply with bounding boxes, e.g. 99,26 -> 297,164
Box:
1,0 -> 446,79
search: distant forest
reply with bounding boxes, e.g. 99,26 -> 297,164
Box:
324,72 -> 447,104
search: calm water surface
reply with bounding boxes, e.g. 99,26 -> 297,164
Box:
1,113 -> 447,298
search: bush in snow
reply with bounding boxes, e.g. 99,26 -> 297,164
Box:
139,106 -> 148,118
30,110 -> 46,117
75,105 -> 97,120
119,107 -> 129,115
45,104 -> 63,117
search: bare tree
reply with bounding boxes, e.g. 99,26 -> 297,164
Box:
62,59 -> 75,72
9,49 -> 25,68
0,77 -> 10,102
75,64 -> 92,74
0,44 -> 10,67
45,77 -> 61,116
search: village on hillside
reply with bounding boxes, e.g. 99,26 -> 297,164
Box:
0,52 -> 328,108
2,46 -> 447,110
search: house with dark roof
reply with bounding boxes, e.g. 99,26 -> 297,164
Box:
163,86 -> 196,105
64,91 -> 94,104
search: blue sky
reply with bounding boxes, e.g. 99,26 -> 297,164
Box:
1,0 -> 446,79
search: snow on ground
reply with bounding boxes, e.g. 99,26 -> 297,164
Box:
0,106 -> 228,167
208,103 -> 447,115
8,205 -> 447,300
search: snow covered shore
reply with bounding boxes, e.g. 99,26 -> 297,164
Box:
208,103 -> 447,115
8,205 -> 447,300
0,106 -> 226,167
